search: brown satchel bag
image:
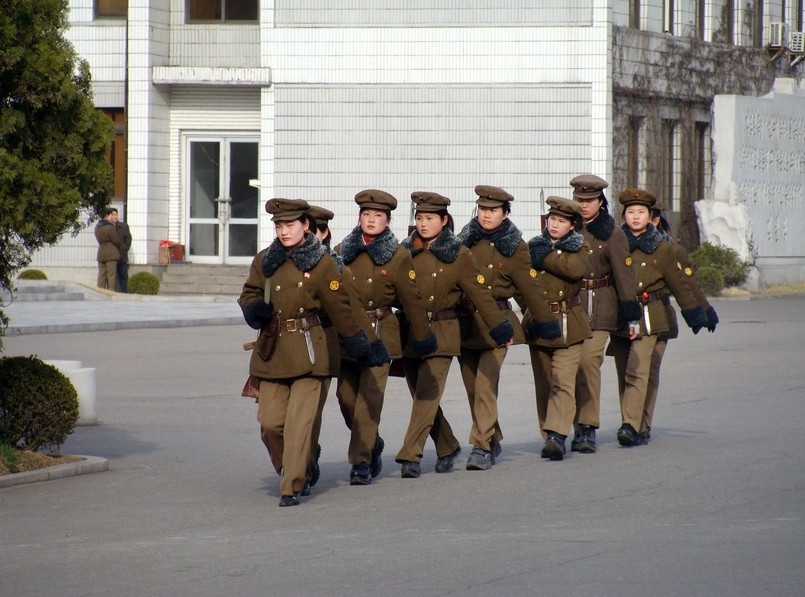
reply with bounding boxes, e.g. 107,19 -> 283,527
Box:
256,314 -> 280,361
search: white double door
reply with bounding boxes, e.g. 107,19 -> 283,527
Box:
186,137 -> 258,264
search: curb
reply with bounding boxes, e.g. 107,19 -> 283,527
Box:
4,316 -> 244,336
0,456 -> 109,489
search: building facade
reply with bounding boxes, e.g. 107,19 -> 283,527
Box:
30,1 -> 804,285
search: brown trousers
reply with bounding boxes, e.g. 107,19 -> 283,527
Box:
395,356 -> 460,463
257,376 -> 322,496
336,361 -> 390,465
529,343 -> 584,439
458,346 -> 507,451
97,260 -> 117,290
609,334 -> 659,432
309,377 -> 331,467
643,338 -> 668,433
574,330 -> 610,431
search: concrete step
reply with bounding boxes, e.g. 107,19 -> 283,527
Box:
158,264 -> 249,296
13,281 -> 87,302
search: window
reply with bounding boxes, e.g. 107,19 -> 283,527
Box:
695,122 -> 711,201
101,110 -> 126,201
186,0 -> 259,22
664,0 -> 675,35
662,120 -> 681,211
695,0 -> 705,40
627,117 -> 643,188
753,0 -> 765,47
630,0 -> 641,29
96,0 -> 126,18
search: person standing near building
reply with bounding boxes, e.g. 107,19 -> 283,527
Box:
568,175 -> 641,453
395,191 -> 514,478
94,207 -> 121,291
608,189 -> 708,447
239,198 -> 387,507
336,189 -> 437,486
115,212 -> 132,293
524,197 -> 592,461
455,185 -> 559,470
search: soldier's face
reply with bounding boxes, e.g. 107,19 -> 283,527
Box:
624,206 -> 650,234
575,197 -> 601,221
359,209 -> 389,236
547,214 -> 573,240
477,206 -> 507,231
275,219 -> 308,248
415,212 -> 447,241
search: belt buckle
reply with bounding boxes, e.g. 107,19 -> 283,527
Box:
285,319 -> 298,332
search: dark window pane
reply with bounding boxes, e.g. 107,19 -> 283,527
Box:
226,0 -> 259,21
187,0 -> 222,21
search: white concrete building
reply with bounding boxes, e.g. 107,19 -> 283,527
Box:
29,1 -> 804,286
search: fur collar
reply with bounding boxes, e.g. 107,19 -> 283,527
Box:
527,229 -> 585,269
402,228 -> 461,263
456,218 -> 522,257
584,211 -> 615,241
328,247 -> 345,274
261,232 -> 327,277
623,224 -> 664,254
339,225 -> 399,266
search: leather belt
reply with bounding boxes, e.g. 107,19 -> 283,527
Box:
365,306 -> 392,321
581,276 -> 610,290
638,291 -> 667,305
549,295 -> 582,314
282,313 -> 322,332
428,308 -> 458,322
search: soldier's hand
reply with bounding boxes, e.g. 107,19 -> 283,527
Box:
706,306 -> 719,333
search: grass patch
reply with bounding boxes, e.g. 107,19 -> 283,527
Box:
0,444 -> 83,476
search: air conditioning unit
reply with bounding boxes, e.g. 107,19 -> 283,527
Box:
768,22 -> 788,48
791,31 -> 805,54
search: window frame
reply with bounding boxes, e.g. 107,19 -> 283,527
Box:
95,0 -> 127,19
185,0 -> 260,24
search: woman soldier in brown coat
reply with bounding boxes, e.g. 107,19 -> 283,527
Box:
395,191 -> 514,478
336,190 -> 437,486
239,199 -> 387,507
630,203 -> 718,444
608,189 -> 708,447
523,197 -> 592,461
568,175 -> 641,454
456,185 -> 559,470
305,204 -> 387,491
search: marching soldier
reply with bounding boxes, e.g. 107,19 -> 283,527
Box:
631,203 -> 718,444
608,189 -> 708,447
456,185 -> 559,470
335,190 -> 437,485
569,175 -> 641,453
238,199 -> 387,507
395,191 -> 514,478
523,197 -> 592,461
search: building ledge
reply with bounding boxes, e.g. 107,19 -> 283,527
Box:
152,66 -> 271,87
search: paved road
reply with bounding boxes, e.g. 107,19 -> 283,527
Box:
1,296 -> 803,596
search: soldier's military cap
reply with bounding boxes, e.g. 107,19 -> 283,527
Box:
265,198 -> 311,222
618,188 -> 657,209
474,185 -> 514,207
570,174 -> 609,200
411,191 -> 451,212
546,196 -> 582,219
355,189 -> 398,211
307,205 -> 335,227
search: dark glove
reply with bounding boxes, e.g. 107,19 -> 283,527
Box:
243,300 -> 273,330
413,333 -> 437,357
705,306 -> 719,333
359,339 -> 392,368
528,319 -> 561,341
692,326 -> 702,335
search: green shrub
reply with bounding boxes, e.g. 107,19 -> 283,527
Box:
128,271 -> 160,295
0,356 -> 79,452
695,266 -> 725,296
18,269 -> 47,280
689,242 -> 748,288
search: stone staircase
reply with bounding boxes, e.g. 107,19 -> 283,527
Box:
158,264 -> 249,296
13,281 -> 87,302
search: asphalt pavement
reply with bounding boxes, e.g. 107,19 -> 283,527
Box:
1,294 -> 803,596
